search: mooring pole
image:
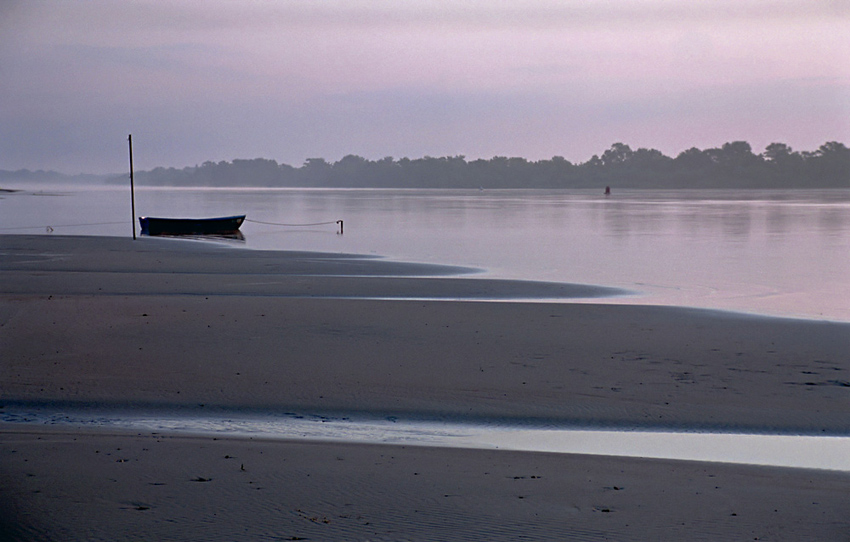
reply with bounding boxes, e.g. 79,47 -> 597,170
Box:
337,219 -> 344,235
128,134 -> 136,240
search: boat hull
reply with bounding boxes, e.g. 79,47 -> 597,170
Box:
139,215 -> 246,236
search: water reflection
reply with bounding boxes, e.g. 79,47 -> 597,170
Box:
3,406 -> 850,472
141,231 -> 246,242
766,203 -> 791,238
718,206 -> 752,239
819,207 -> 848,239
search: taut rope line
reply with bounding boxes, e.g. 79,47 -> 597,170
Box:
245,219 -> 336,227
244,218 -> 344,234
0,221 -> 126,232
0,220 -> 345,233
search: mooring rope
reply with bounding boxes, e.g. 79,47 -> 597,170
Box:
244,218 -> 344,234
0,221 -> 126,232
0,219 -> 345,233
244,218 -> 340,227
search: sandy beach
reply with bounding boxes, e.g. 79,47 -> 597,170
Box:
2,234 -> 850,540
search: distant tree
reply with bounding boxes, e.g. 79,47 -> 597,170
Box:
411,155 -> 469,188
762,143 -> 804,186
331,155 -> 369,186
299,158 -> 333,186
589,143 -> 671,187
674,147 -> 713,168
601,143 -> 633,166
231,158 -> 282,186
708,141 -> 759,165
671,148 -> 716,186
584,155 -> 603,168
806,141 -> 850,186
627,147 -> 672,185
530,156 -> 575,187
817,141 -> 850,154
371,156 -> 401,187
763,143 -> 795,162
701,141 -> 766,186
193,160 -> 233,186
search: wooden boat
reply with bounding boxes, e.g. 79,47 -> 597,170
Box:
139,215 -> 246,236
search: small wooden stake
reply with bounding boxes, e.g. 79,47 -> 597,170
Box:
129,134 -> 136,240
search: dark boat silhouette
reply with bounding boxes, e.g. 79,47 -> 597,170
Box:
139,215 -> 246,236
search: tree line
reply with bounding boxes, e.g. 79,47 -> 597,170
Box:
6,140 -> 845,189
134,141 -> 849,189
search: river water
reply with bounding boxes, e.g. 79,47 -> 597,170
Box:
2,185 -> 848,321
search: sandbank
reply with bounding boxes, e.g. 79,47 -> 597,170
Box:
2,235 -> 848,431
2,234 -> 849,540
3,426 -> 849,541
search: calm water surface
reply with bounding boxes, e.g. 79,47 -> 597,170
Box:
2,185 -> 848,321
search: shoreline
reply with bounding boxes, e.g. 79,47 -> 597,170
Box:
4,396 -> 850,437
3,234 -> 850,539
5,407 -> 850,473
4,426 -> 850,541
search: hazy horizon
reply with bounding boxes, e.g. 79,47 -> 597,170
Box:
2,1 -> 848,175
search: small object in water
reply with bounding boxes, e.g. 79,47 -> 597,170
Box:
139,215 -> 245,236
604,186 -> 611,196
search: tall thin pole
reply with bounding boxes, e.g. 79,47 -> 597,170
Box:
128,134 -> 136,240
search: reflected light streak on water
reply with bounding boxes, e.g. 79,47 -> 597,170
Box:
3,408 -> 850,472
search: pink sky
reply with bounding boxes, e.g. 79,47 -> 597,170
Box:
1,0 -> 848,173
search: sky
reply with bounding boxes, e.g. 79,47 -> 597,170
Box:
1,0 -> 848,174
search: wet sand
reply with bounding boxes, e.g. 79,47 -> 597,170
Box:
2,234 -> 849,540
3,426 -> 849,541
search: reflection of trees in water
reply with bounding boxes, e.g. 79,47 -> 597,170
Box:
599,198 -> 825,242
126,141 -> 850,189
602,201 -> 755,241
719,207 -> 752,239
766,204 -> 792,238
600,201 -> 668,238
818,207 -> 848,239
